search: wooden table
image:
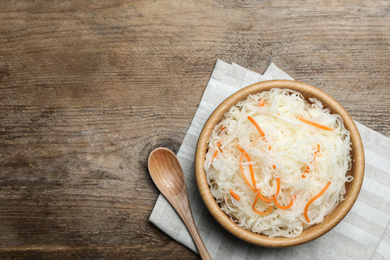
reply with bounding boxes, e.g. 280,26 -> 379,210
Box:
1,1 -> 389,259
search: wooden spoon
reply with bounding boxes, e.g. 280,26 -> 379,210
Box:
148,147 -> 211,260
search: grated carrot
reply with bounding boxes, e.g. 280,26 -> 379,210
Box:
252,194 -> 273,215
238,150 -> 256,192
237,144 -> 256,188
258,99 -> 265,106
210,141 -> 222,163
304,182 -> 332,223
229,189 -> 240,201
211,151 -> 218,163
275,177 -> 280,197
256,188 -> 275,202
247,116 -> 265,137
273,175 -> 294,209
299,115 -> 334,131
236,143 -> 245,153
274,196 -> 294,210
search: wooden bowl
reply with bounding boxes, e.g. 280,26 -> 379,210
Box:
195,80 -> 364,247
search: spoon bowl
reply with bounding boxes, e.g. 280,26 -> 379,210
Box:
148,147 -> 211,260
148,148 -> 185,196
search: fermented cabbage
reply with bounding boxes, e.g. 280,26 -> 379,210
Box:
204,88 -> 352,238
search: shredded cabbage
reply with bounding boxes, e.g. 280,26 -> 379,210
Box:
204,88 -> 352,238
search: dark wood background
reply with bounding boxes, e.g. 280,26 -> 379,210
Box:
1,0 -> 389,259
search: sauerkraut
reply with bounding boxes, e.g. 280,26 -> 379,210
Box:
204,88 -> 352,238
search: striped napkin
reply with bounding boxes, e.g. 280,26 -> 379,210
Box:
149,60 -> 390,260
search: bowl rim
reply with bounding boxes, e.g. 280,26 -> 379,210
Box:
195,80 -> 365,247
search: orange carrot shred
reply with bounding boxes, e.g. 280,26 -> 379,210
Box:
211,141 -> 222,164
299,115 -> 334,131
247,116 -> 265,137
236,144 -> 256,188
258,99 -> 265,106
238,149 -> 256,192
304,182 -> 332,223
275,177 -> 280,197
273,169 -> 294,210
256,189 -> 275,202
229,189 -> 240,201
252,195 -> 273,215
211,150 -> 218,164
236,143 -> 245,153
217,141 -> 222,153
274,195 -> 294,210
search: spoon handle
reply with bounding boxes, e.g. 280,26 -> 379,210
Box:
167,188 -> 212,260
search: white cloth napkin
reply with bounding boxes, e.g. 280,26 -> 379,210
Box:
149,60 -> 390,260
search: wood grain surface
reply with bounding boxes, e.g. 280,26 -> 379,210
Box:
0,0 -> 389,259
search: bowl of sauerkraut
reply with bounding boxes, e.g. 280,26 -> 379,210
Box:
195,80 -> 364,247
